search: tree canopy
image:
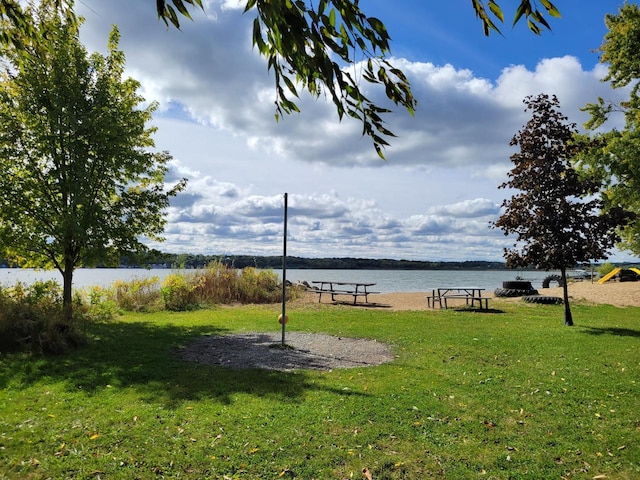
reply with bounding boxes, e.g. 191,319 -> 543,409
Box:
494,94 -> 627,326
0,0 -> 186,316
580,3 -> 640,255
2,0 -> 561,158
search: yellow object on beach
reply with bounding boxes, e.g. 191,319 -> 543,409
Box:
598,268 -> 621,284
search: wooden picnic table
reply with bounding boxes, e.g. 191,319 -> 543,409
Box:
311,281 -> 379,305
426,287 -> 489,310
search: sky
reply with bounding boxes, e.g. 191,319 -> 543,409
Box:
74,0 -> 636,263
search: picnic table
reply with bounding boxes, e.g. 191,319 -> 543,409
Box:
311,281 -> 379,305
426,287 -> 489,310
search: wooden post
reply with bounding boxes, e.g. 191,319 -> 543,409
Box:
281,193 -> 288,346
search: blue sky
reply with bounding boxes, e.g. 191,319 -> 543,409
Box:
76,0 -> 635,262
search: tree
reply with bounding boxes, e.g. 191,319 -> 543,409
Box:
2,1 -> 561,158
493,94 -> 627,326
581,4 -> 640,255
0,1 -> 186,318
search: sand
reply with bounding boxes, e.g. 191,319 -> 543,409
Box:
297,280 -> 640,310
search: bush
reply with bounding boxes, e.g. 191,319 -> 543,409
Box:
190,262 -> 288,306
238,267 -> 282,303
112,277 -> 162,312
597,262 -> 617,278
192,261 -> 239,304
161,273 -> 198,311
75,285 -> 118,320
0,281 -> 87,355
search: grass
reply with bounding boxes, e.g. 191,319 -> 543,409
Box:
1,299 -> 639,479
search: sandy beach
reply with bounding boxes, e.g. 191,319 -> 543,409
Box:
299,280 -> 640,310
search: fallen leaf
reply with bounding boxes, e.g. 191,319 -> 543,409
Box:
362,467 -> 373,480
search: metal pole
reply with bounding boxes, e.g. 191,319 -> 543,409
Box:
281,193 -> 288,346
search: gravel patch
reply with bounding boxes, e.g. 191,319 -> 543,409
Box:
179,332 -> 394,372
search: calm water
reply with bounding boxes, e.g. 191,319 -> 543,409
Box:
0,267 -> 580,293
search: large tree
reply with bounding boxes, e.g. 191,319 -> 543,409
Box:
494,94 -> 627,326
0,1 -> 186,318
2,0 -> 561,158
581,3 -> 640,255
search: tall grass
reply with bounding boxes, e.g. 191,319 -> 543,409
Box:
80,262 -> 291,313
170,261 -> 294,309
0,264 -> 293,354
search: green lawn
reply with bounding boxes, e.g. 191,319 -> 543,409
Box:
1,300 -> 638,479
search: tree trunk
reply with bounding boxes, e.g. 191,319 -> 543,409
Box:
561,266 -> 573,326
62,257 -> 75,321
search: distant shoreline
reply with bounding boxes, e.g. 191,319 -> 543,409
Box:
2,254 -> 637,271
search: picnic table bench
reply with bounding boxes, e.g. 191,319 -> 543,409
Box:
311,281 -> 379,305
426,287 -> 489,310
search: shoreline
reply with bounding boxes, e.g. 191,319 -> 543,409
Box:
298,281 -> 640,310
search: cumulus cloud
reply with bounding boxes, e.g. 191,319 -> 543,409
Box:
75,1 -> 635,262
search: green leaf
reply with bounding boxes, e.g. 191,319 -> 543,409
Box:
488,1 -> 504,23
172,0 -> 192,19
540,0 -> 562,18
527,18 -> 541,35
328,8 -> 336,28
513,1 -> 532,27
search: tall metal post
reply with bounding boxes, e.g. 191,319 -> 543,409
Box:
281,193 -> 288,346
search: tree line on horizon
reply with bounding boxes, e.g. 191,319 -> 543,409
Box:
3,252 -> 617,272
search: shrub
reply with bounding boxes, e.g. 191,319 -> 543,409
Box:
0,281 -> 87,355
192,261 -> 239,304
161,273 -> 198,311
189,262 -> 288,305
112,277 -> 162,312
597,262 -> 617,278
75,285 -> 118,320
238,267 -> 282,303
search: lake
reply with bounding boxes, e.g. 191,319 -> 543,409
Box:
0,267 -> 582,293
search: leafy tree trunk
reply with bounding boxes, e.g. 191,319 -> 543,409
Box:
560,266 -> 573,326
62,256 -> 74,321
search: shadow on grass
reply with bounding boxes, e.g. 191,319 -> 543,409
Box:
0,320 -> 370,407
580,326 -> 640,338
450,307 -> 506,314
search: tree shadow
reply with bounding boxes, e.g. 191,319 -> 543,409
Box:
451,307 -> 506,314
580,326 -> 640,338
0,320 -> 372,407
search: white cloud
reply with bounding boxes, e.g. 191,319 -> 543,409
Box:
75,1 -> 636,262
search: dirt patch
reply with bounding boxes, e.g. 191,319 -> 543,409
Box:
179,332 -> 394,372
